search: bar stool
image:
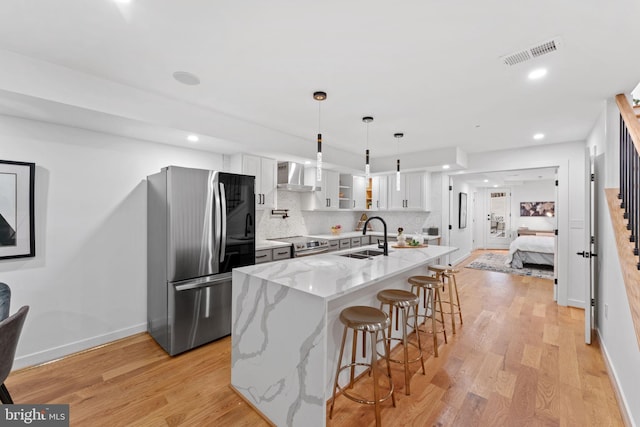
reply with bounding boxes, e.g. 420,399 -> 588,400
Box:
330,306 -> 395,427
407,276 -> 447,357
376,289 -> 425,395
428,265 -> 463,334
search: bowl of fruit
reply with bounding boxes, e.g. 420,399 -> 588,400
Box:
330,224 -> 342,235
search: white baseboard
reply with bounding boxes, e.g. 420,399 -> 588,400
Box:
14,323 -> 148,370
567,298 -> 586,309
597,329 -> 636,427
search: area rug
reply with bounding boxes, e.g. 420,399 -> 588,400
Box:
466,252 -> 554,279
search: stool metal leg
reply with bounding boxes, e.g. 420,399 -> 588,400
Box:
370,329 -> 381,427
447,274 -> 456,334
330,325 -> 349,419
429,288 -> 439,357
435,287 -> 448,344
451,273 -> 463,325
400,306 -> 411,395
349,329 -> 358,387
380,328 -> 397,408
412,303 -> 426,375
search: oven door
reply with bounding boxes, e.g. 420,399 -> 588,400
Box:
295,247 -> 330,257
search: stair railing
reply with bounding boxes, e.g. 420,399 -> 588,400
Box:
615,94 -> 640,268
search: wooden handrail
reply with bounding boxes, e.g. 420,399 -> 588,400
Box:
605,188 -> 640,349
615,94 -> 640,153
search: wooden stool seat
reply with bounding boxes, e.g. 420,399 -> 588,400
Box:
340,306 -> 391,331
428,265 -> 464,334
407,275 -> 447,357
330,306 -> 395,426
377,289 -> 424,396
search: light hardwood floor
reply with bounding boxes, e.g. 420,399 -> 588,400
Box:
6,251 -> 624,426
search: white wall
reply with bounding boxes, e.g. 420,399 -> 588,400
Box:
448,180 -> 474,264
442,141 -> 587,308
511,180 -> 556,232
586,99 -> 640,426
0,114 -> 225,369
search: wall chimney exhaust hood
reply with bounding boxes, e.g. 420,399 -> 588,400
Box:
277,162 -> 318,192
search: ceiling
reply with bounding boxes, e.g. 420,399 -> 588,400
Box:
452,167 -> 557,188
0,0 -> 639,173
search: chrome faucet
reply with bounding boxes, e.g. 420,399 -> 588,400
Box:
363,216 -> 388,256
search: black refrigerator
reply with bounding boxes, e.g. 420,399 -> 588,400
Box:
147,166 -> 255,355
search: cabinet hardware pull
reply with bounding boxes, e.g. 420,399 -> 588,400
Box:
256,254 -> 268,258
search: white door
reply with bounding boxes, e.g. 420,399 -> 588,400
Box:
553,169 -> 559,301
582,146 -> 597,344
486,188 -> 511,249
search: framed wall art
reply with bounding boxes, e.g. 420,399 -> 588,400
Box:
520,201 -> 555,217
0,160 -> 35,259
459,192 -> 467,229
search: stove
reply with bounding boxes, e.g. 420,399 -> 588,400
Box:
270,236 -> 330,257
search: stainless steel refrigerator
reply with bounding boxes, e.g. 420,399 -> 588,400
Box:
147,166 -> 255,355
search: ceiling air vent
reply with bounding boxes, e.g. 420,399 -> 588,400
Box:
501,38 -> 561,66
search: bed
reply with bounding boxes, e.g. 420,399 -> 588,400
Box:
505,235 -> 555,268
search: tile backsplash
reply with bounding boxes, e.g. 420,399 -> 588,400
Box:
256,189 -> 441,240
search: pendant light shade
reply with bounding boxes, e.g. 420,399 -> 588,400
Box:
363,116 -> 373,179
394,133 -> 403,191
313,91 -> 327,182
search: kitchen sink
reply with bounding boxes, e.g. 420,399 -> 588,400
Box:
338,249 -> 386,259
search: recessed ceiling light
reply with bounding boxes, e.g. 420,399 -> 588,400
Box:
304,160 -> 311,165
528,68 -> 547,80
493,185 -> 498,188
187,134 -> 199,142
533,133 -> 545,140
442,164 -> 450,169
483,179 -> 489,183
173,71 -> 201,86
114,0 -> 131,3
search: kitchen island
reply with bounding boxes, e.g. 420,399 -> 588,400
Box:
231,243 -> 457,426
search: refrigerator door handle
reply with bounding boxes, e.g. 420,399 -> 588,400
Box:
213,175 -> 222,266
219,182 -> 227,263
172,272 -> 233,291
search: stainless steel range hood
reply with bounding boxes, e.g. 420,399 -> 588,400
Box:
277,162 -> 318,192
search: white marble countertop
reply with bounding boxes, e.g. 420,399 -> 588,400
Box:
234,244 -> 457,300
255,240 -> 292,250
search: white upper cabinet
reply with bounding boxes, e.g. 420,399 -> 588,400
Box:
302,168 -> 340,210
230,154 -> 277,210
388,172 -> 431,210
352,176 -> 367,210
371,175 -> 388,210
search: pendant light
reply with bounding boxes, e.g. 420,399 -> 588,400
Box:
362,116 -> 373,179
394,132 -> 403,191
313,91 -> 327,182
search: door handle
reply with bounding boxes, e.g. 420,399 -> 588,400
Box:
576,251 -> 590,258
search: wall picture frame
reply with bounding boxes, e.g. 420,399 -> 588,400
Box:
0,160 -> 35,259
520,201 -> 555,217
459,192 -> 467,229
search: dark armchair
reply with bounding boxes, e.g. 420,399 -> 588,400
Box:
0,305 -> 29,404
